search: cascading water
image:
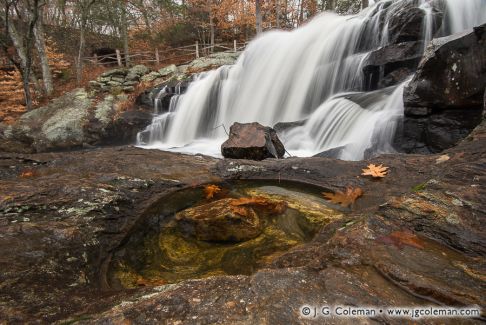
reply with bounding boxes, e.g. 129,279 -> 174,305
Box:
138,0 -> 486,160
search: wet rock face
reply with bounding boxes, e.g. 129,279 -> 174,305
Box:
387,3 -> 442,45
221,122 -> 286,160
176,198 -> 263,242
404,24 -> 486,109
396,24 -> 486,154
363,41 -> 424,90
395,108 -> 483,154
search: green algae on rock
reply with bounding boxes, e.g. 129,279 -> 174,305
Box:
108,182 -> 343,289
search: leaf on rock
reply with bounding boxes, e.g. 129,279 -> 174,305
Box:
361,164 -> 389,178
20,170 -> 34,178
204,184 -> 222,199
377,230 -> 424,250
435,154 -> 450,164
322,187 -> 363,207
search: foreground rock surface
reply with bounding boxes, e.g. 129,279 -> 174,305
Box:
0,116 -> 484,323
221,122 -> 286,160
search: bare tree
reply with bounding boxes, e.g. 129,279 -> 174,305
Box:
75,0 -> 96,84
32,3 -> 53,95
0,0 -> 43,110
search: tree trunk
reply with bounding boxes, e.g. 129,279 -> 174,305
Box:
362,0 -> 369,9
76,21 -> 86,84
207,0 -> 214,52
4,6 -> 38,110
256,0 -> 262,34
34,15 -> 53,95
121,0 -> 130,67
276,0 -> 280,28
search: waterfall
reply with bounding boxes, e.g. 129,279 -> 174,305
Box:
138,0 -> 486,160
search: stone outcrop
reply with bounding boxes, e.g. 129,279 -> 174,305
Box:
396,24 -> 486,154
176,198 -> 263,242
404,24 -> 486,109
221,122 -> 286,160
0,89 -> 152,153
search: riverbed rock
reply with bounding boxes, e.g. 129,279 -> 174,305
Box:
221,122 -> 286,160
0,117 -> 485,323
176,198 -> 263,242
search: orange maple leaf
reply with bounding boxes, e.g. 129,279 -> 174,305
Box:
322,187 -> 363,207
361,164 -> 389,178
203,184 -> 222,199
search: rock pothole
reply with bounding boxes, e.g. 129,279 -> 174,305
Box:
107,180 -> 343,289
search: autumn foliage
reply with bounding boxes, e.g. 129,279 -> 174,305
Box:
322,187 -> 363,208
362,164 -> 389,178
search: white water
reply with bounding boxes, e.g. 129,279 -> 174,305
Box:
138,0 -> 486,160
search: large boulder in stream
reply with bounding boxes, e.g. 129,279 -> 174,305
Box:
176,198 -> 263,242
395,24 -> 486,154
221,122 -> 286,160
404,24 -> 486,109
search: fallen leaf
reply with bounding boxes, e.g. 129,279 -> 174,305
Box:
203,184 -> 221,199
322,187 -> 363,207
361,164 -> 389,178
136,277 -> 167,287
20,170 -> 34,178
435,155 -> 450,164
377,230 -> 424,250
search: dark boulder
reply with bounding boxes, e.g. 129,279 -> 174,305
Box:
404,24 -> 486,109
221,122 -> 286,160
363,41 -> 424,90
394,108 -> 483,154
395,24 -> 486,154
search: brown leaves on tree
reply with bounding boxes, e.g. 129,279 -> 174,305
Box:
203,184 -> 222,199
322,187 -> 363,208
230,196 -> 287,215
376,230 -> 424,250
361,164 -> 389,178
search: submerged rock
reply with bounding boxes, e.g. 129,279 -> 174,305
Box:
176,198 -> 263,242
221,122 -> 286,160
